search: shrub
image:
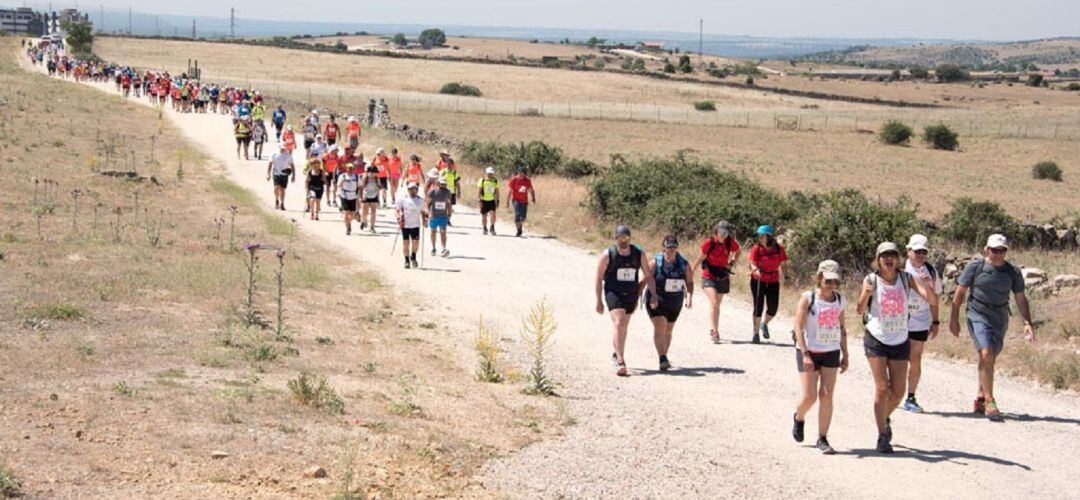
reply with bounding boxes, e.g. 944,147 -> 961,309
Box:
390,33 -> 407,47
439,82 -> 482,97
588,152 -> 796,239
1032,161 -> 1063,181
785,190 -> 922,277
708,68 -> 729,79
879,120 -> 913,145
746,76 -> 755,86
935,64 -> 970,82
459,140 -> 564,177
0,467 -> 21,498
475,318 -> 503,383
1066,83 -> 1080,91
677,54 -> 694,73
557,158 -> 602,178
1027,74 -> 1044,87
631,58 -> 646,72
693,100 -> 717,112
909,66 -> 929,79
941,197 -> 1020,248
663,62 -> 676,73
287,372 -> 345,415
923,124 -> 959,150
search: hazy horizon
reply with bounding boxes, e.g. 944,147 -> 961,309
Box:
8,0 -> 1079,41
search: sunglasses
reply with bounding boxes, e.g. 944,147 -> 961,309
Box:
990,248 -> 1007,254
914,249 -> 929,256
824,279 -> 841,286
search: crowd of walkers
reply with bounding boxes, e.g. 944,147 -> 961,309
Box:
596,224 -> 1034,454
32,40 -> 1038,457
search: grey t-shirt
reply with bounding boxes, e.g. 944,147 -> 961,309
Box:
427,187 -> 452,217
958,259 -> 1024,328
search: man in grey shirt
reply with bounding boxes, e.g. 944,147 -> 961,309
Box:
949,234 -> 1034,421
425,177 -> 453,257
265,144 -> 295,211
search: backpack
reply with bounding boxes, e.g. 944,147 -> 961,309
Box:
862,271 -> 912,327
805,289 -> 842,317
967,258 -> 1018,312
702,237 -> 735,278
604,245 -> 642,278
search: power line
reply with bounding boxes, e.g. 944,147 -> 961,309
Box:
229,7 -> 237,39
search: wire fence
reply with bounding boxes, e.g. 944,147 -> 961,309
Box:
242,77 -> 1080,141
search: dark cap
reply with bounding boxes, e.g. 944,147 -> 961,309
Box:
614,225 -> 631,238
662,235 -> 679,248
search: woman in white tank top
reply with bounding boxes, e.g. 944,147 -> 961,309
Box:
856,242 -> 937,454
791,260 -> 849,455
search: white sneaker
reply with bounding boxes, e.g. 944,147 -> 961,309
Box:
440,249 -> 450,257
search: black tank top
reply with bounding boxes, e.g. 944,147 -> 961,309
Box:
604,245 -> 642,295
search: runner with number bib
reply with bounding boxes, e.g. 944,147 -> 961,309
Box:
642,235 -> 693,372
594,225 -> 658,377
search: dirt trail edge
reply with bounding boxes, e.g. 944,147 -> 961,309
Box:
46,65 -> 1080,499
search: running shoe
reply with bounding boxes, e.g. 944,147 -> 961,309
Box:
369,228 -> 376,234
346,228 -> 351,236
761,323 -> 771,340
876,434 -> 894,454
483,227 -> 489,235
751,333 -> 761,344
490,226 -> 496,235
430,248 -> 436,257
816,436 -> 836,455
403,261 -> 410,269
410,258 -> 418,268
659,355 -> 671,372
616,362 -> 628,377
903,396 -> 924,413
441,249 -> 450,257
516,228 -> 523,237
985,400 -> 1003,421
884,417 -> 892,442
792,414 -> 805,443
709,329 -> 720,343
973,396 -> 986,414
360,221 -> 366,230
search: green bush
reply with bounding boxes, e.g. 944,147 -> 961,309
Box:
1032,161 -> 1063,181
785,190 -> 922,276
935,64 -> 970,82
558,158 -> 602,178
0,467 -> 21,498
459,140 -> 564,177
287,372 -> 345,415
909,66 -> 929,79
418,28 -> 446,48
663,62 -> 676,73
678,55 -> 694,73
588,152 -> 795,239
439,82 -> 482,97
693,100 -> 717,112
923,124 -> 959,150
1066,83 -> 1080,91
1027,74 -> 1044,87
879,120 -> 913,145
941,197 -> 1020,248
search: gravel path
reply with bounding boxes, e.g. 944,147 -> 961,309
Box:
52,64 -> 1080,499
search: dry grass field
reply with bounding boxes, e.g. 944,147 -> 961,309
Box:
822,38 -> 1080,70
1,39 -> 564,498
307,34 -> 607,60
394,108 -> 1079,220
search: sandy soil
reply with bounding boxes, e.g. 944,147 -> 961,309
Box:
60,64 -> 1080,499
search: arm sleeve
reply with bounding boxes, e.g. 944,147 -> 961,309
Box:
1011,266 -> 1025,294
957,262 -> 976,287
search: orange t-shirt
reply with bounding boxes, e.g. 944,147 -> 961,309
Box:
387,155 -> 403,179
375,154 -> 389,178
346,122 -> 360,139
437,159 -> 456,172
404,163 -> 423,184
322,151 -> 340,174
283,131 -> 297,152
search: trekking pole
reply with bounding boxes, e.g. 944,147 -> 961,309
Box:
419,225 -> 425,269
390,227 -> 399,256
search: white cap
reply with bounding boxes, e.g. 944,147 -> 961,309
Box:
906,234 -> 929,252
485,166 -> 496,174
407,182 -> 419,190
986,234 -> 1009,249
818,260 -> 842,281
286,124 -> 293,131
438,177 -> 448,185
427,167 -> 440,178
375,147 -> 385,154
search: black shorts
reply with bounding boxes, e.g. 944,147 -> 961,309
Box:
340,198 -> 357,212
513,200 -> 528,222
363,196 -> 379,204
327,137 -> 337,145
796,349 -> 842,372
480,200 -> 497,214
646,301 -> 682,322
307,188 -> 323,199
863,334 -> 910,361
450,193 -> 458,205
605,291 -> 638,314
908,330 -> 930,342
703,276 -> 731,294
304,139 -> 315,150
236,136 -> 250,145
378,178 -> 389,189
402,227 -> 420,241
272,175 -> 289,188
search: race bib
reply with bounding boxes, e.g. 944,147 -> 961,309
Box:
518,186 -> 527,193
434,201 -> 447,210
879,287 -> 907,333
616,268 -> 636,282
484,185 -> 496,194
664,279 -> 686,293
816,306 -> 841,344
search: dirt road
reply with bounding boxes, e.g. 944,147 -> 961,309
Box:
49,66 -> 1080,499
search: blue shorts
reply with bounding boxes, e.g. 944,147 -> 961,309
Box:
429,216 -> 448,230
968,319 -> 1005,356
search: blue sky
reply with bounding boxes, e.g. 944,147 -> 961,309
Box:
15,0 -> 1080,40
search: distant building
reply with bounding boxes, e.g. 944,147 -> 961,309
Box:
0,7 -> 45,35
0,7 -> 89,37
638,42 -> 666,53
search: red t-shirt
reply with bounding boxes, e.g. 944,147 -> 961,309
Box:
749,244 -> 787,283
324,123 -> 339,140
699,237 -> 740,281
508,176 -> 533,204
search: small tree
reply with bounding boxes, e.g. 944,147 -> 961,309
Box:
935,64 -> 970,83
663,62 -> 676,73
1027,74 -> 1044,87
418,28 -> 447,49
631,58 -> 646,72
677,54 -> 693,73
941,197 -> 1019,247
909,66 -> 929,80
334,41 -> 347,52
923,124 -> 959,151
390,33 -> 407,47
62,20 -> 94,56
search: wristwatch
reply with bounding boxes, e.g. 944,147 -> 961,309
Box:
932,320 -> 941,326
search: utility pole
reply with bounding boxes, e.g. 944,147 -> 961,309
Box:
229,8 -> 237,39
192,19 -> 196,39
155,16 -> 159,36
699,19 -> 704,71
127,6 -> 131,35
99,4 -> 103,33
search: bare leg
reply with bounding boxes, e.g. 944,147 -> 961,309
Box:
868,356 -> 891,434
651,316 -> 669,356
818,367 -> 838,437
978,348 -> 997,401
908,339 -> 925,396
610,309 -> 630,362
885,359 -> 909,421
795,369 -> 820,422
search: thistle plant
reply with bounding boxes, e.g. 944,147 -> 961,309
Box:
274,249 -> 288,341
228,205 -> 239,252
520,298 -> 557,396
475,316 -> 503,383
241,242 -> 264,327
